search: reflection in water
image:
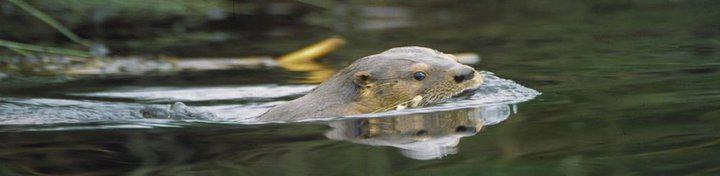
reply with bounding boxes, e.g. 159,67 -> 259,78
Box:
326,104 -> 511,160
0,105 -> 514,175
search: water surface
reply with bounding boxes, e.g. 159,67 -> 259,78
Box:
1,1 -> 720,175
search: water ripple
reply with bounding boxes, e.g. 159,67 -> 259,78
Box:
0,71 -> 539,127
70,85 -> 315,102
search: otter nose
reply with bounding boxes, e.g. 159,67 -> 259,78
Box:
453,67 -> 475,83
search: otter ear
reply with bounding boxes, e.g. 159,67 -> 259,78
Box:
353,71 -> 373,87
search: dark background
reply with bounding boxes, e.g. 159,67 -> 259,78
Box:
1,0 -> 719,175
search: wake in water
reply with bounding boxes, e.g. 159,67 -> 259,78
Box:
0,72 -> 540,125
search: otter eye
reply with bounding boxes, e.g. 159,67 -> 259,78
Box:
413,71 -> 426,81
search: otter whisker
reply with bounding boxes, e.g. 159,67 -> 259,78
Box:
419,93 -> 453,106
371,102 -> 404,113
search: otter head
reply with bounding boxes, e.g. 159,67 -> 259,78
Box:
347,46 -> 483,112
260,46 -> 483,121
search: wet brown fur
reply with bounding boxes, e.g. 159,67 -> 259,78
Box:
259,46 -> 483,121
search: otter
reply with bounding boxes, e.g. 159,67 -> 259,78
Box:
260,46 -> 483,121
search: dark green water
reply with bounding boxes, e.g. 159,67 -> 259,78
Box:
2,1 -> 720,175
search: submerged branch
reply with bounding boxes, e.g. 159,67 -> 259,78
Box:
278,36 -> 345,65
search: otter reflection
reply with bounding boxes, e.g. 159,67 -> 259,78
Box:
325,104 -> 512,160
